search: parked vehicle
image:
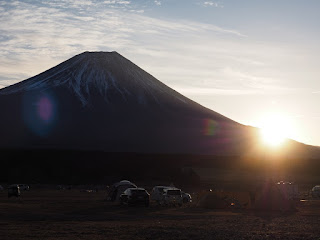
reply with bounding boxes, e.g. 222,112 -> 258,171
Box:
120,188 -> 150,206
8,185 -> 20,198
182,191 -> 192,203
162,187 -> 183,206
151,186 -> 188,206
151,186 -> 171,204
0,185 -> 3,191
17,184 -> 30,191
107,180 -> 137,202
311,185 -> 320,198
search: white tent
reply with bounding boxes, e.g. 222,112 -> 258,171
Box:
107,180 -> 137,202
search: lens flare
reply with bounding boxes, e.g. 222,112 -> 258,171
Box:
37,96 -> 53,122
23,92 -> 57,137
203,119 -> 218,136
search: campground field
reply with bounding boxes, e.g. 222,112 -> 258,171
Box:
1,188 -> 320,240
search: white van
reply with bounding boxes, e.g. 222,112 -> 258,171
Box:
151,186 -> 183,206
162,188 -> 183,206
150,186 -> 171,204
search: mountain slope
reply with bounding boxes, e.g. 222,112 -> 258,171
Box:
1,52 -> 194,106
0,51 -> 310,156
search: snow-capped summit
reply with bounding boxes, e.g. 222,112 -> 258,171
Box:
1,51 -> 192,107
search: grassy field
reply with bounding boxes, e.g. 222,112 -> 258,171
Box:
1,188 -> 320,240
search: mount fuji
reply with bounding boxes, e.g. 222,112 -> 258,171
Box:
0,51 -> 287,155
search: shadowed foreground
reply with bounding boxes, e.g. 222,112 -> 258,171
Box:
2,189 -> 320,240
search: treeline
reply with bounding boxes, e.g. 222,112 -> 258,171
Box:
1,148 -> 320,185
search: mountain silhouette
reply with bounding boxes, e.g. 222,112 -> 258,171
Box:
0,51 -> 317,156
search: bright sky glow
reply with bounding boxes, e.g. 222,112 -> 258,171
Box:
259,113 -> 293,147
0,0 -> 319,146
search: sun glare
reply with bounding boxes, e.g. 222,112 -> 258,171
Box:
259,114 -> 292,147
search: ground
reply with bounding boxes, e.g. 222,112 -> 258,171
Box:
1,188 -> 320,240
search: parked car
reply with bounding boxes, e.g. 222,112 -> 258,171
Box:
182,191 -> 192,203
17,184 -> 30,191
8,185 -> 20,198
151,186 -> 171,204
311,185 -> 320,198
107,180 -> 137,202
120,188 -> 150,206
0,185 -> 3,191
162,187 -> 183,206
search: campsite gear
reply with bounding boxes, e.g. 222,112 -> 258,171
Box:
254,180 -> 296,212
107,180 -> 137,202
196,191 -> 229,209
196,190 -> 251,209
311,185 -> 320,198
276,181 -> 299,199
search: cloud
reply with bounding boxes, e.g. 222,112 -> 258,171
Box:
154,1 -> 161,6
0,0 -> 309,98
117,0 -> 130,5
103,1 -> 116,4
203,1 -> 222,8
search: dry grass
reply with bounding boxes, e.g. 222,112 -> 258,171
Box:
1,189 -> 320,240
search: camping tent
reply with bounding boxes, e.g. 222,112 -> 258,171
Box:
196,191 -> 229,209
253,180 -> 295,212
107,180 -> 137,202
196,190 -> 251,209
276,181 -> 299,200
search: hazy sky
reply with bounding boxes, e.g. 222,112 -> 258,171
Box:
0,0 -> 320,146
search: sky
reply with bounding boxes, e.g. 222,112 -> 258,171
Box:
0,0 -> 320,146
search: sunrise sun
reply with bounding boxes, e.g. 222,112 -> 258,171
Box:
259,114 -> 292,147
